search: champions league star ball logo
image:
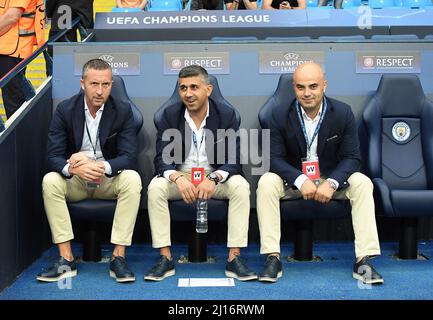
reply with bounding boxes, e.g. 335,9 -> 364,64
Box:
99,54 -> 114,63
283,52 -> 300,60
392,121 -> 411,142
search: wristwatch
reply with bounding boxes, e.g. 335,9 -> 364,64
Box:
327,179 -> 338,191
206,172 -> 220,185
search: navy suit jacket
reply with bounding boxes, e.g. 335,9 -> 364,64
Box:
154,98 -> 242,178
46,92 -> 138,177
270,97 -> 361,187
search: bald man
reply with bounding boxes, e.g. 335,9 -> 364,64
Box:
256,63 -> 383,284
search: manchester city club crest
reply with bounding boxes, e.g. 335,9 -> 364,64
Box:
392,122 -> 411,142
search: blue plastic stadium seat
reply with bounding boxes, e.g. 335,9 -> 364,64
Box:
342,0 -> 363,6
148,0 -> 183,11
363,74 -> 433,259
307,0 -> 319,6
368,0 -> 395,7
402,0 -> 432,7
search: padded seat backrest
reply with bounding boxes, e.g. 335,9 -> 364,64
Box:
258,73 -> 295,129
363,74 -> 433,190
111,75 -> 143,134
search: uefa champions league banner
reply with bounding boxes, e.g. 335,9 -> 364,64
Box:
94,10 -> 308,29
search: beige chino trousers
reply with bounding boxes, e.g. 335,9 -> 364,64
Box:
147,173 -> 250,249
42,170 -> 142,245
256,172 -> 381,258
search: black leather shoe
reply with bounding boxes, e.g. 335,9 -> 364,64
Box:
109,256 -> 135,283
36,257 -> 77,282
353,256 -> 384,285
144,255 -> 175,281
225,256 -> 258,281
258,255 -> 283,283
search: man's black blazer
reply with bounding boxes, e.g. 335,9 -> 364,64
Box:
46,92 -> 138,177
269,97 -> 361,187
154,98 -> 242,178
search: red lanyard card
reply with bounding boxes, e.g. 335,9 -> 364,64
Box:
302,159 -> 320,180
191,167 -> 205,185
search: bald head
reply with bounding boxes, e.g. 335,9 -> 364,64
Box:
293,62 -> 325,83
292,62 -> 327,118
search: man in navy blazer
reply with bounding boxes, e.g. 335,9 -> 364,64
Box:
153,93 -> 242,179
146,65 -> 256,281
37,59 -> 142,283
256,62 -> 383,284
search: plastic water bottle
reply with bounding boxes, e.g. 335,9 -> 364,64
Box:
196,200 -> 208,233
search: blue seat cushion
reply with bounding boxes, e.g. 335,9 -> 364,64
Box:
68,199 -> 116,222
390,190 -> 433,217
280,199 -> 351,220
169,199 -> 228,221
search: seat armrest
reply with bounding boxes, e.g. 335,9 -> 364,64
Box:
372,178 -> 395,217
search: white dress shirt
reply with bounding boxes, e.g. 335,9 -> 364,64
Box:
164,103 -> 229,183
62,98 -> 112,177
293,103 -> 339,190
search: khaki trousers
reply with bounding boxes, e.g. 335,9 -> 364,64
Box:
147,173 -> 250,248
42,170 -> 142,245
256,172 -> 381,258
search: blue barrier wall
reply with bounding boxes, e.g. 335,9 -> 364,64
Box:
0,83 -> 52,291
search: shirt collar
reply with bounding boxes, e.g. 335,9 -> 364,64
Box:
184,102 -> 209,131
84,97 -> 105,114
301,102 -> 323,122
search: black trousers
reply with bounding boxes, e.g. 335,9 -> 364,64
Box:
0,55 -> 26,119
47,0 -> 94,57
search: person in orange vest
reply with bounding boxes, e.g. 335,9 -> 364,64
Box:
116,0 -> 148,10
0,0 -> 45,119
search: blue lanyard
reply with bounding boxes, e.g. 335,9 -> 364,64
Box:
295,98 -> 327,157
192,131 -> 205,166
